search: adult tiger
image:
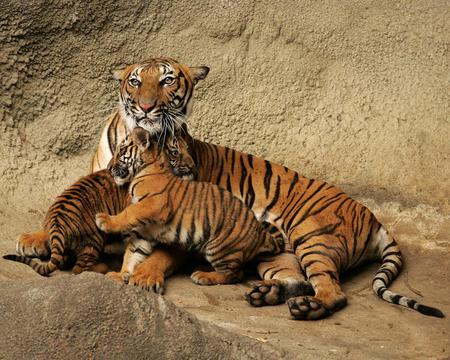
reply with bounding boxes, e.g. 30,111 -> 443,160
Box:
20,57 -> 443,319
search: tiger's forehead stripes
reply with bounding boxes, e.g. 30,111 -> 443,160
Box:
133,67 -> 144,77
160,63 -> 175,76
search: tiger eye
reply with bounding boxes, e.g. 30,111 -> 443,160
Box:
129,78 -> 141,87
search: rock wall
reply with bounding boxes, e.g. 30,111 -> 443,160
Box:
1,0 -> 448,231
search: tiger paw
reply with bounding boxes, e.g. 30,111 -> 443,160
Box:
128,265 -> 165,294
287,296 -> 331,320
190,270 -> 241,285
245,280 -> 285,306
106,271 -> 127,284
191,270 -> 219,285
16,231 -> 50,258
95,213 -> 115,233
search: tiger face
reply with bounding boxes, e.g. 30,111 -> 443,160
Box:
165,134 -> 197,180
113,57 -> 209,136
109,127 -> 195,186
108,133 -> 143,186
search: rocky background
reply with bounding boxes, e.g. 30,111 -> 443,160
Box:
0,1 -> 449,359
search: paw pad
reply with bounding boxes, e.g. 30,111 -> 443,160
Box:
287,296 -> 330,320
245,281 -> 284,307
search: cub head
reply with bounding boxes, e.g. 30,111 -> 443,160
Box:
164,132 -> 197,180
109,127 -> 196,186
113,57 -> 209,135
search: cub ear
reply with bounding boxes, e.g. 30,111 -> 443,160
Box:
132,127 -> 151,150
190,66 -> 210,84
112,64 -> 130,81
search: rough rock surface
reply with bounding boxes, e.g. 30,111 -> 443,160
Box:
1,0 -> 449,215
0,272 -> 285,360
0,1 -> 449,359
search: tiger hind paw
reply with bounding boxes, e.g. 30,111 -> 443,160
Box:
287,295 -> 347,320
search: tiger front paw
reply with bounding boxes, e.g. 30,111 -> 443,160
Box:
95,213 -> 116,233
128,265 -> 165,294
106,271 -> 129,284
190,270 -> 242,285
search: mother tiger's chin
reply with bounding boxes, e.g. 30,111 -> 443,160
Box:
122,114 -> 160,136
124,115 -> 184,137
135,119 -> 163,136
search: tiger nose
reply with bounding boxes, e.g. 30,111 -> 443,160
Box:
141,102 -> 156,113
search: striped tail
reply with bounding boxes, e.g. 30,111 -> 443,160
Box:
3,224 -> 65,277
372,227 -> 444,318
3,254 -> 58,276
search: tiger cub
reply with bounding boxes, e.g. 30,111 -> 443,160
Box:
3,135 -> 196,276
95,127 -> 285,286
3,170 -> 128,275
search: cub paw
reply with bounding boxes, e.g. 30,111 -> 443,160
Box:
128,266 -> 165,294
106,271 -> 128,284
95,213 -> 114,233
16,231 -> 50,258
245,280 -> 285,307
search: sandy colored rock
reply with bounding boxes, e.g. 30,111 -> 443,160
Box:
0,272 -> 286,360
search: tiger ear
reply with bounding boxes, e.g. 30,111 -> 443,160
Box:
190,66 -> 210,84
132,127 -> 151,150
112,64 -> 129,81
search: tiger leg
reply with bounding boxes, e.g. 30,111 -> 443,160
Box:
288,236 -> 347,320
16,230 -> 50,258
96,198 -> 170,234
128,245 -> 188,293
72,245 -> 108,275
107,237 -> 153,285
245,253 -> 314,307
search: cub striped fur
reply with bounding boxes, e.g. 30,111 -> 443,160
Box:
4,170 -> 129,275
95,127 -> 285,285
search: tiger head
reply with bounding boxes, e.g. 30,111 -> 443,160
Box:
113,57 -> 209,135
109,127 -> 196,186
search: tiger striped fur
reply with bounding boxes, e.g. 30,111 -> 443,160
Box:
187,134 -> 444,319
95,127 -> 285,286
94,58 -> 443,319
